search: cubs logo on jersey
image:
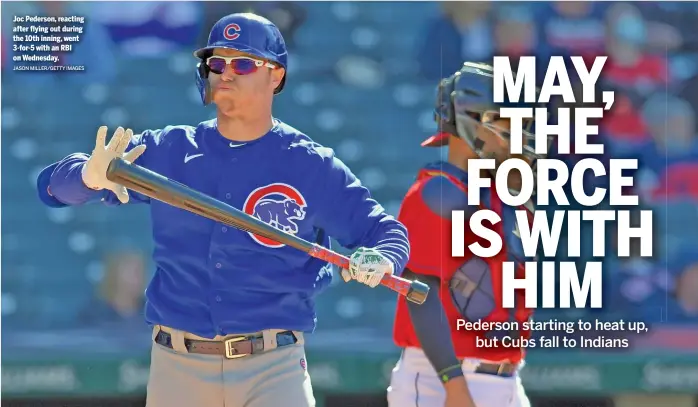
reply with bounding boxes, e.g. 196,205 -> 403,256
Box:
243,183 -> 307,248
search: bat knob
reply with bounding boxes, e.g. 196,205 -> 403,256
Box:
405,280 -> 430,305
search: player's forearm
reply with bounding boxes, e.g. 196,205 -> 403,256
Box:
42,154 -> 106,205
405,273 -> 464,384
319,155 -> 410,274
369,224 -> 410,276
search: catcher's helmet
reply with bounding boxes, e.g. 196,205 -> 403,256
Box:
423,62 -> 552,184
423,61 -> 550,152
194,13 -> 288,105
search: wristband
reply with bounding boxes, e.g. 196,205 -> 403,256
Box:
437,363 -> 464,384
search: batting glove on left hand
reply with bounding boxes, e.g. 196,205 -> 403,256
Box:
82,126 -> 146,204
341,247 -> 394,288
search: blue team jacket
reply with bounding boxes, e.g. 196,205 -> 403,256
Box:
36,119 -> 410,338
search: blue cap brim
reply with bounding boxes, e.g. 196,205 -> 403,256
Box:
194,43 -> 264,60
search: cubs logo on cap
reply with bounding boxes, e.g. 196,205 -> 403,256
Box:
243,183 -> 307,248
223,23 -> 241,40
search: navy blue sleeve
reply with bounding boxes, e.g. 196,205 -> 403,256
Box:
313,150 -> 410,276
36,130 -> 157,207
407,274 -> 462,378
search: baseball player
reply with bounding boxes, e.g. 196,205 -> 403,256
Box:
387,62 -> 549,407
36,13 -> 410,407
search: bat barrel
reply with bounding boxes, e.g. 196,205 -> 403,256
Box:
106,158 -> 316,253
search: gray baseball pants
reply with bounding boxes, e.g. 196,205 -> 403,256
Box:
145,325 -> 316,407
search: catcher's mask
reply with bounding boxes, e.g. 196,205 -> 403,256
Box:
425,62 -> 554,195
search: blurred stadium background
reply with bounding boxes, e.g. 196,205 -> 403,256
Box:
2,1 -> 698,407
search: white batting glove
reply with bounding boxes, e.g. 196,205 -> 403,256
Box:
341,247 -> 394,288
81,126 -> 147,204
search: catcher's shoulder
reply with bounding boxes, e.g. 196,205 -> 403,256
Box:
405,173 -> 471,219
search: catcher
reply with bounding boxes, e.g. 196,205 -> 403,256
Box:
387,62 -> 551,407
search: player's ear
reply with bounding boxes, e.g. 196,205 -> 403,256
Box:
270,68 -> 285,90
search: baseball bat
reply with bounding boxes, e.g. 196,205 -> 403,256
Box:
105,158 -> 429,305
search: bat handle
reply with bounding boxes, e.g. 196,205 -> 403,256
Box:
308,245 -> 429,305
381,274 -> 429,305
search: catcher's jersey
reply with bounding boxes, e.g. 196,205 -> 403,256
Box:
37,118 -> 410,338
392,161 -> 534,363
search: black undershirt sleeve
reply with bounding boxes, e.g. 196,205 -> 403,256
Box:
405,271 -> 463,382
